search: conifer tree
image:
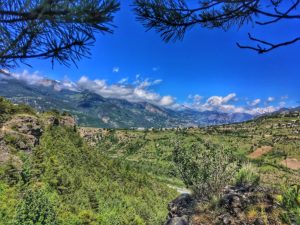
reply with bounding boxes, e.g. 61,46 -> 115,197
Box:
0,0 -> 119,70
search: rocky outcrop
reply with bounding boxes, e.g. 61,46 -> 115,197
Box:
0,113 -> 78,167
165,185 -> 280,225
0,115 -> 42,167
3,115 -> 42,139
43,115 -> 76,128
166,216 -> 189,225
59,116 -> 76,127
165,194 -> 195,225
1,115 -> 43,152
215,185 -> 278,225
78,127 -> 106,146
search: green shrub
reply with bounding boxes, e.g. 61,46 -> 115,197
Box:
14,189 -> 58,225
0,97 -> 36,124
3,134 -> 18,146
0,160 -> 21,186
279,185 -> 300,224
0,182 -> 18,224
78,210 -> 98,225
235,163 -> 260,187
282,185 -> 299,209
173,140 -> 237,199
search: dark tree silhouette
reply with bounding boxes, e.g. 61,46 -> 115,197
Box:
0,0 -> 119,71
134,0 -> 300,53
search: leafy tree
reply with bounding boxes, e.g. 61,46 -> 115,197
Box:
0,0 -> 120,70
134,0 -> 300,53
14,189 -> 58,225
173,139 -> 237,199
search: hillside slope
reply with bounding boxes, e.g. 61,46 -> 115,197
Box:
0,97 -> 177,225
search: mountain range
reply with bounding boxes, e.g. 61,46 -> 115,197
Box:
0,77 -> 254,128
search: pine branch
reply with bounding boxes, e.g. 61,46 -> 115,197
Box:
237,33 -> 300,54
133,0 -> 300,53
0,0 -> 120,69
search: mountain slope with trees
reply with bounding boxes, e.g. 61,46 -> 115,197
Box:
0,97 -> 177,225
0,78 -> 253,128
1,97 -> 299,225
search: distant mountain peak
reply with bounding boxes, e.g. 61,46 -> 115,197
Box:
0,78 -> 254,128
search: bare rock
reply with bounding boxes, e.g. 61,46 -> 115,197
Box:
168,194 -> 195,218
43,114 -> 75,128
1,115 -> 43,152
165,216 -> 189,225
254,218 -> 265,225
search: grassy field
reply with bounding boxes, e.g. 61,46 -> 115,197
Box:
87,111 -> 300,189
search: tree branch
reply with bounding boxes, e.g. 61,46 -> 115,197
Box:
237,33 -> 300,54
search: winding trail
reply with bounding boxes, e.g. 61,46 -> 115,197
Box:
167,184 -> 192,195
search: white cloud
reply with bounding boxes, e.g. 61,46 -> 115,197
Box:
118,78 -> 128,84
267,96 -> 275,102
8,70 -> 45,85
279,101 -> 286,108
244,106 -> 277,115
77,76 -> 176,108
2,70 -> 288,115
1,70 -> 79,92
206,93 -> 236,107
183,93 -> 280,115
152,67 -> 159,72
3,70 -> 175,108
159,96 -> 175,106
153,79 -> 162,85
188,94 -> 202,102
112,67 -> 120,73
247,98 -> 261,107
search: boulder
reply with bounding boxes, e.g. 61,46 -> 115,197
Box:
165,193 -> 195,225
168,194 -> 194,218
165,216 -> 189,225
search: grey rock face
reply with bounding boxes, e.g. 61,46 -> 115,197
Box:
165,194 -> 195,225
1,115 -> 43,151
165,216 -> 189,225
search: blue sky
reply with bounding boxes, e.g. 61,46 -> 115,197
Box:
11,1 -> 300,114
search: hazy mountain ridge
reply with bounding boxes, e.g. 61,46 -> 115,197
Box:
0,78 -> 253,128
255,106 -> 300,120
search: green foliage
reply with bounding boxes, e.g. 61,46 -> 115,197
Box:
3,134 -> 19,146
280,185 -> 300,224
78,210 -> 98,225
0,0 -> 120,69
134,0 -> 300,53
1,98 -> 299,225
173,139 -> 237,199
0,159 -> 21,186
19,126 -> 176,224
0,182 -> 18,224
281,185 -> 300,209
14,189 -> 58,225
235,163 -> 260,187
0,97 -> 35,124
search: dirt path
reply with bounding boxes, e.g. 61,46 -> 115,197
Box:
281,158 -> 300,170
248,146 -> 273,159
167,185 -> 192,195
